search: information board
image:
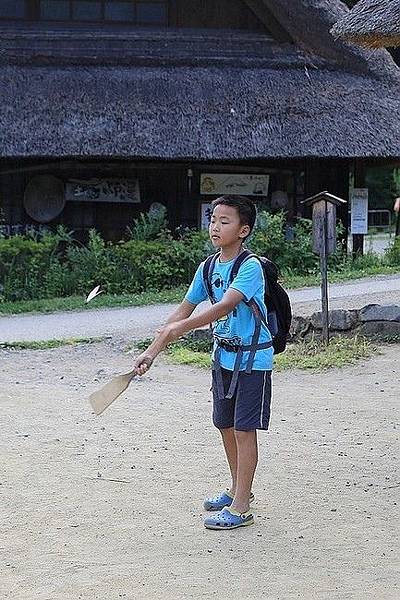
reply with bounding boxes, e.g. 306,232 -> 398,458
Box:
351,188 -> 368,234
200,173 -> 269,196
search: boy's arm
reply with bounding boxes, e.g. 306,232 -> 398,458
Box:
134,288 -> 244,375
165,299 -> 197,325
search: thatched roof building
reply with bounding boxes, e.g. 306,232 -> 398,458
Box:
1,0 -> 400,161
331,0 -> 400,49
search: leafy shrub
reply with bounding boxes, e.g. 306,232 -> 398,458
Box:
126,206 -> 169,241
0,210 -> 391,303
384,237 -> 400,266
0,234 -> 56,301
111,235 -> 210,293
284,218 -> 320,274
249,212 -> 320,274
62,229 -> 119,294
350,252 -> 383,270
249,211 -> 287,266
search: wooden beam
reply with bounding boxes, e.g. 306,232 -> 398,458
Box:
0,161 -> 188,175
243,0 -> 292,43
0,160 -> 300,176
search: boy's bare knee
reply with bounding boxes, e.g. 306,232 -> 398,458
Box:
234,429 -> 255,442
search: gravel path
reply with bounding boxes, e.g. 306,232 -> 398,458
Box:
0,274 -> 399,343
1,340 -> 399,599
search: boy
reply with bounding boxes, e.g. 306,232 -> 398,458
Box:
134,195 -> 273,530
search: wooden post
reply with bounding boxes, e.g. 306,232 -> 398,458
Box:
352,233 -> 364,255
302,191 -> 347,346
320,201 -> 329,344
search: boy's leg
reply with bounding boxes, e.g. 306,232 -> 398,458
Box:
219,427 -> 237,495
231,429 -> 258,513
212,368 -> 237,493
230,370 -> 271,513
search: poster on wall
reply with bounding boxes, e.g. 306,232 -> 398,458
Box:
351,188 -> 368,234
200,202 -> 213,230
200,173 -> 269,196
66,178 -> 141,203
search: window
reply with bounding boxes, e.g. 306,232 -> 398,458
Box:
0,1 -> 168,25
104,1 -> 135,21
0,0 -> 26,19
41,1 -> 70,20
136,2 -> 166,25
73,1 -> 102,20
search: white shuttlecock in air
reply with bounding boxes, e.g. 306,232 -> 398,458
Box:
86,285 -> 104,304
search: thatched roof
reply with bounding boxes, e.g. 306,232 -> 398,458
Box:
331,0 -> 400,48
0,0 -> 400,160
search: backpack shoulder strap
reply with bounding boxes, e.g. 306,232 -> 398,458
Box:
228,249 -> 257,285
228,250 -> 268,326
257,256 -> 279,286
202,252 -> 219,304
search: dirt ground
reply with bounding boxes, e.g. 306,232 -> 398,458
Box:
1,339 -> 399,600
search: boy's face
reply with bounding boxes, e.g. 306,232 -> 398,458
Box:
209,204 -> 250,249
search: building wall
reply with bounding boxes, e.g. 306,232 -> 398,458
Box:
1,158 -> 317,240
0,161 -> 192,241
0,0 -> 268,33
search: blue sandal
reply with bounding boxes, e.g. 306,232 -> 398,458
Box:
203,490 -> 255,511
204,507 -> 254,530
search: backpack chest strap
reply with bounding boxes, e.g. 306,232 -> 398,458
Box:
213,335 -> 273,401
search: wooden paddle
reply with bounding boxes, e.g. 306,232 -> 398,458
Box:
89,359 -> 152,415
89,370 -> 136,415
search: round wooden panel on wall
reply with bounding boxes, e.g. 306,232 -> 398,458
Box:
24,175 -> 66,223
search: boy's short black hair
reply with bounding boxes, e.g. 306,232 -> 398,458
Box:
211,195 -> 257,234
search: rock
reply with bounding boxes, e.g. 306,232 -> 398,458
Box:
330,310 -> 358,331
310,309 -> 357,331
359,304 -> 400,323
310,312 -> 322,329
358,321 -> 400,341
290,316 -> 310,339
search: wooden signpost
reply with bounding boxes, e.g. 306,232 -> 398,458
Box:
301,191 -> 347,344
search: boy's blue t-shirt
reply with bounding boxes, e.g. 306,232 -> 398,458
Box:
185,255 -> 273,371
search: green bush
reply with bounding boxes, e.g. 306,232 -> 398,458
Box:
0,228 -> 210,301
250,212 -> 321,274
385,237 -> 400,266
249,211 -> 287,266
284,218 -> 321,274
63,229 -> 119,295
111,234 -> 210,293
0,234 -> 56,301
126,206 -> 170,241
0,210 -> 394,303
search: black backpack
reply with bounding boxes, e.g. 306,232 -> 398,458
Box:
202,249 -> 292,354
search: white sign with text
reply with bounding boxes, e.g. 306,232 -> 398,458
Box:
351,188 -> 368,234
66,178 -> 140,203
200,173 -> 269,196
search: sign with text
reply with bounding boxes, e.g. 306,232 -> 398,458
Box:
200,173 -> 269,196
351,188 -> 368,234
200,202 -> 213,230
66,178 -> 140,203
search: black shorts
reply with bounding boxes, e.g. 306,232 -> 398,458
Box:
211,368 -> 272,431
